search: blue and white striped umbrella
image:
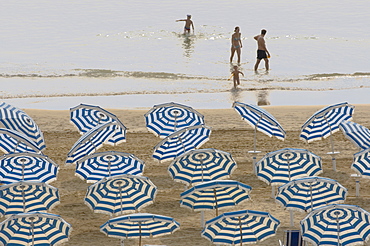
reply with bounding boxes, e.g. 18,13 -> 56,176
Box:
0,102 -> 46,150
352,148 -> 370,178
0,152 -> 59,184
168,148 -> 237,186
0,128 -> 41,154
153,125 -> 211,162
201,209 -> 280,245
75,151 -> 144,183
276,177 -> 347,212
100,213 -> 180,246
300,102 -> 354,147
66,121 -> 126,165
145,102 -> 205,138
256,148 -> 323,186
340,120 -> 370,150
0,212 -> 72,246
300,204 -> 370,246
85,174 -> 157,216
180,180 -> 252,216
0,181 -> 60,217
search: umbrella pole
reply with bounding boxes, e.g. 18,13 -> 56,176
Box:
335,211 -> 340,246
309,182 -> 313,211
214,188 -> 219,217
21,158 -> 26,181
200,156 -> 204,183
324,116 -> 339,171
239,216 -> 243,246
200,211 -> 205,227
139,222 -> 142,246
173,111 -> 178,132
21,185 -> 26,213
30,217 -> 35,246
289,210 -> 294,227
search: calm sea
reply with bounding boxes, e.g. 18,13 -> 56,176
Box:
1,0 -> 369,109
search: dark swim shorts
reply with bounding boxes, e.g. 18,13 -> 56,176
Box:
257,50 -> 267,59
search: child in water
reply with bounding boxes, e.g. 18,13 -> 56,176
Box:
176,15 -> 194,34
229,66 -> 244,88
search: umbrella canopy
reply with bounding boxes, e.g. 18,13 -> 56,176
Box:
300,204 -> 370,246
144,102 -> 205,138
75,151 -> 144,183
0,181 -> 60,217
256,148 -> 323,186
100,213 -> 180,246
180,180 -> 252,216
0,128 -> 41,154
85,174 -> 157,216
168,148 -> 237,186
153,125 -> 211,162
276,177 -> 347,212
340,120 -> 370,150
0,212 -> 72,246
0,102 -> 46,150
0,152 -> 59,184
66,122 -> 126,165
352,148 -> 370,178
201,209 -> 280,245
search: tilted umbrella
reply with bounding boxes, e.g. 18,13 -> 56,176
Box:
0,128 -> 42,154
180,180 -> 251,216
85,174 -> 157,216
340,120 -> 370,150
300,102 -> 355,171
0,181 -> 60,217
0,102 -> 46,150
300,204 -> 370,246
352,148 -> 370,178
153,125 -> 211,163
66,121 -> 126,165
144,102 -> 205,138
75,151 -> 144,183
201,209 -> 280,245
100,213 -> 180,246
168,148 -> 237,187
0,212 -> 72,246
0,152 -> 58,184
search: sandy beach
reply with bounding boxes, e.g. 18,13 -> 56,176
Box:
3,104 -> 370,246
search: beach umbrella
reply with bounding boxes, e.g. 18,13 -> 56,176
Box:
0,102 -> 46,150
168,148 -> 237,187
351,148 -> 370,178
100,213 -> 180,246
0,181 -> 59,217
66,121 -> 126,165
256,148 -> 322,197
0,211 -> 72,246
300,102 -> 355,171
180,180 -> 251,216
300,204 -> 370,246
153,125 -> 211,162
75,151 -> 144,183
340,120 -> 370,150
0,128 -> 41,154
201,209 -> 280,245
144,102 -> 205,138
85,174 -> 157,216
0,152 -> 58,184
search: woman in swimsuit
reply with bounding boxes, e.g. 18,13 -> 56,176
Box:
230,26 -> 242,63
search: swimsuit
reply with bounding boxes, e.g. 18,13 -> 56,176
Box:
233,45 -> 240,49
184,26 -> 191,30
257,50 -> 267,59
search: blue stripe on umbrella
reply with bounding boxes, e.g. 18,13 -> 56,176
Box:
0,129 -> 41,154
340,120 -> 370,150
66,122 -> 126,165
85,174 -> 157,216
180,180 -> 251,215
168,148 -> 237,186
0,152 -> 59,184
153,125 -> 211,163
352,148 -> 370,178
144,102 -> 205,138
76,151 -> 144,183
201,209 -> 280,245
0,102 -> 46,150
256,148 -> 323,186
0,212 -> 72,246
0,181 -> 60,217
232,102 -> 286,140
276,177 -> 347,212
300,204 -> 370,246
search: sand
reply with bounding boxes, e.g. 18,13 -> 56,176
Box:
2,104 -> 370,246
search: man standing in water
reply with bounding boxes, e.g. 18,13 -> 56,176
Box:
254,29 -> 270,71
176,15 -> 194,34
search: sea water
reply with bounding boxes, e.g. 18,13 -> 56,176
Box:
1,0 -> 369,109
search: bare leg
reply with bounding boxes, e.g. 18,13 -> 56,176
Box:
236,48 -> 241,64
230,47 -> 236,63
254,59 -> 261,71
264,58 -> 269,70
